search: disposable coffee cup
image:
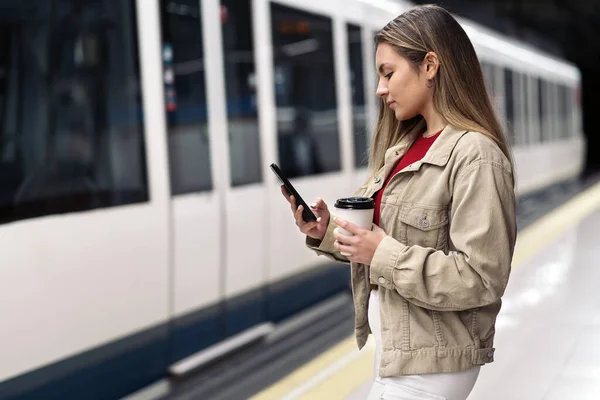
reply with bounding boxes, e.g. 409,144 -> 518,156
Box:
334,197 -> 375,256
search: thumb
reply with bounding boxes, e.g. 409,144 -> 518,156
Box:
310,198 -> 328,210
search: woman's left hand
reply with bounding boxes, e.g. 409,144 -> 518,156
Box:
333,217 -> 388,265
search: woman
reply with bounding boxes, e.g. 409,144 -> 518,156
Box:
282,4 -> 517,400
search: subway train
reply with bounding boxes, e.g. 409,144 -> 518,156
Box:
0,0 -> 584,399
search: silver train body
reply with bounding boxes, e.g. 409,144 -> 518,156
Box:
0,0 -> 583,399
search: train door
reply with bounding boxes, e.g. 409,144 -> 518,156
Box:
218,0 -> 269,337
160,0 -> 270,370
159,0 -> 229,365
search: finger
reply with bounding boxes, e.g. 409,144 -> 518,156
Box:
294,204 -> 304,225
300,220 -> 320,233
295,204 -> 316,226
333,227 -> 355,245
334,241 -> 353,256
289,195 -> 297,213
297,205 -> 323,226
281,186 -> 292,203
333,216 -> 362,235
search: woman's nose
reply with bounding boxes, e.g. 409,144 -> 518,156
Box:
376,82 -> 388,98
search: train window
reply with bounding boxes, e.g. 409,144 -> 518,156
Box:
347,24 -> 368,168
222,0 -> 262,186
0,0 -> 147,225
503,68 -> 515,146
517,73 -> 527,146
571,86 -> 579,137
271,3 -> 341,178
537,78 -> 544,142
527,75 -> 539,145
556,83 -> 565,139
552,82 -> 560,141
559,85 -> 570,139
555,84 -> 563,139
161,0 -> 213,194
547,82 -> 556,141
565,85 -> 573,138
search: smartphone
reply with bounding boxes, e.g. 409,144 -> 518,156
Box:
270,163 -> 317,222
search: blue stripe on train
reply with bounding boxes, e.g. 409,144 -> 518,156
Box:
0,264 -> 349,400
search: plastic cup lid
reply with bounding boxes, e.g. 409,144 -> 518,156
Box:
334,197 -> 375,210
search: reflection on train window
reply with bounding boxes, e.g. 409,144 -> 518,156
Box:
222,0 -> 262,186
348,24 -> 368,168
503,68 -> 515,146
161,0 -> 212,194
271,3 -> 340,178
0,0 -> 147,225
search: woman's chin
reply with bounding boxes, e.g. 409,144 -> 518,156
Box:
395,110 -> 411,121
397,111 -> 421,122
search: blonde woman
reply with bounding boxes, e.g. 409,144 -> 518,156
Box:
282,4 -> 517,399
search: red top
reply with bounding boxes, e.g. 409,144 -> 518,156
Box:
373,130 -> 442,226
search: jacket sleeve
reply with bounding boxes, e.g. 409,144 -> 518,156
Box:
305,214 -> 351,264
369,160 -> 517,311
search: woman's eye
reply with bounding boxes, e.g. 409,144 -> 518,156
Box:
385,72 -> 393,79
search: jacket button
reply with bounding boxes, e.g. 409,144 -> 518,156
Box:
374,177 -> 381,184
421,219 -> 430,228
378,277 -> 386,284
487,351 -> 494,358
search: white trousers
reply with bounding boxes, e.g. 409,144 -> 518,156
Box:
366,289 -> 480,400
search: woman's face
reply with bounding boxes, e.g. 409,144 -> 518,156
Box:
375,43 -> 431,121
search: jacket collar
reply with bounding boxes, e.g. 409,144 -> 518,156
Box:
367,124 -> 468,189
384,123 -> 468,168
421,124 -> 469,166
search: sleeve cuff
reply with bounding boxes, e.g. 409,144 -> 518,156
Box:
305,214 -> 339,255
369,236 -> 406,290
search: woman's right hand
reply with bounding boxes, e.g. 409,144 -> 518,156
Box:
281,185 -> 330,241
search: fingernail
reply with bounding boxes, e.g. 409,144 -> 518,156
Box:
333,216 -> 337,222
310,203 -> 317,208
317,217 -> 322,222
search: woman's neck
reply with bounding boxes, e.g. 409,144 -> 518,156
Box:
421,103 -> 446,137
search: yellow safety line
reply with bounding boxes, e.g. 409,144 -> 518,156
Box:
250,336 -> 360,400
512,180 -> 600,267
251,180 -> 600,400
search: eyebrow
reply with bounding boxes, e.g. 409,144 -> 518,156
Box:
378,63 -> 391,75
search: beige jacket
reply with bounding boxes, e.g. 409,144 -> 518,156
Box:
307,124 -> 517,377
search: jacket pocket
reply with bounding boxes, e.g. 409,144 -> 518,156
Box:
398,205 -> 449,249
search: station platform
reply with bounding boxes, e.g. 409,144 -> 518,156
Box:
248,180 -> 600,400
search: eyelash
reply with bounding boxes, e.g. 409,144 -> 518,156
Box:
385,72 -> 393,79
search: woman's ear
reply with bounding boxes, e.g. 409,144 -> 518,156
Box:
422,51 -> 440,79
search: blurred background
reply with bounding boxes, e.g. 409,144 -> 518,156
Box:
0,0 -> 599,399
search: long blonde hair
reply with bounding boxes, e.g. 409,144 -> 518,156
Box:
370,4 -> 512,174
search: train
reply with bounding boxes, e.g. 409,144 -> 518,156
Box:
0,0 -> 584,399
